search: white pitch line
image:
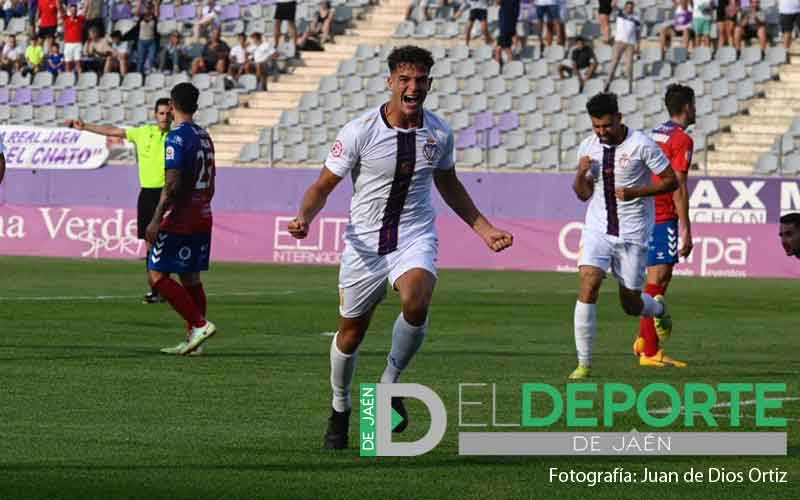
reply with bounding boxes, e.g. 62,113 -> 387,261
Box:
0,290 -> 299,302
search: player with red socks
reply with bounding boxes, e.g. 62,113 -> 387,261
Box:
634,84 -> 695,368
145,82 -> 217,356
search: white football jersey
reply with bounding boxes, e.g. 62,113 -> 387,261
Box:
577,127 -> 671,244
325,105 -> 455,255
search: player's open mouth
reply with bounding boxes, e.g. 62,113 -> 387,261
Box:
403,95 -> 421,105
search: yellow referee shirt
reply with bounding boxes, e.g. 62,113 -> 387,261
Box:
126,125 -> 168,189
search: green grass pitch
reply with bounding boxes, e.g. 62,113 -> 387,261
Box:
0,256 -> 797,500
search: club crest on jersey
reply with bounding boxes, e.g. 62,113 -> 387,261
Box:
165,146 -> 175,160
331,139 -> 343,158
619,153 -> 631,169
423,137 -> 440,164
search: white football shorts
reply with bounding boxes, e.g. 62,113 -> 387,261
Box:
338,234 -> 438,318
578,228 -> 647,291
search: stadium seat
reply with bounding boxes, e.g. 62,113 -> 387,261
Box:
711,79 -> 729,99
9,72 -> 30,88
10,105 -> 33,124
725,62 -> 747,82
77,72 -> 98,90
717,46 -> 737,66
460,147 -> 483,168
756,153 -> 778,175
34,88 -> 54,106
469,95 -> 489,113
539,147 -> 560,169
13,87 -> 32,106
53,72 -> 76,89
751,62 -> 771,83
508,148 -> 534,169
0,87 -> 8,105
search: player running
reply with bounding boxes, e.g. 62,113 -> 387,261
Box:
288,46 -> 513,450
569,92 -> 678,379
633,84 -> 695,368
145,82 -> 216,356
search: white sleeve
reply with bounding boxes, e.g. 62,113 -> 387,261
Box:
437,127 -> 455,170
577,138 -> 599,180
324,121 -> 360,178
642,136 -> 670,175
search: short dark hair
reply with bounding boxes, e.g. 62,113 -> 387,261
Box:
170,82 -> 199,115
154,97 -> 171,113
111,30 -> 122,39
664,84 -> 695,117
387,45 -> 434,74
780,213 -> 800,227
586,92 -> 619,118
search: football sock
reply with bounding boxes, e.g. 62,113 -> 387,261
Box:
330,332 -> 358,413
639,284 -> 665,357
380,313 -> 428,384
185,282 -> 207,317
640,291 -> 664,317
153,277 -> 205,329
574,301 -> 597,367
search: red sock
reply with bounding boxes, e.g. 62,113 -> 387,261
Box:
185,283 -> 207,317
639,283 -> 666,357
154,277 -> 205,329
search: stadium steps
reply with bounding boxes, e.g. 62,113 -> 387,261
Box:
211,0 -> 409,164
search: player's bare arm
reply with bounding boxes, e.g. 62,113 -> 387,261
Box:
615,165 -> 678,201
433,168 -> 513,252
289,167 -> 343,239
0,152 -> 5,185
573,155 -> 594,201
145,169 -> 182,244
673,169 -> 692,257
66,119 -> 126,138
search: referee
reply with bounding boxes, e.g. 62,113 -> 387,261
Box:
67,98 -> 173,303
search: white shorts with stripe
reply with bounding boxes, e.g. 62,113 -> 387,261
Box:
338,233 -> 438,318
578,228 -> 647,291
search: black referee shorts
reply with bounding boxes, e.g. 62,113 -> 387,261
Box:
137,187 -> 162,240
275,1 -> 297,21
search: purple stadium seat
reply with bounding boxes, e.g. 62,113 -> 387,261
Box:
111,3 -> 134,21
34,88 -> 54,106
478,127 -> 502,149
473,111 -> 493,131
220,4 -> 240,21
14,87 -> 32,106
262,0 -> 277,5
159,3 -> 175,19
0,87 -> 8,105
176,4 -> 196,21
240,0 -> 258,5
497,112 -> 519,132
56,88 -> 77,107
455,127 -> 477,150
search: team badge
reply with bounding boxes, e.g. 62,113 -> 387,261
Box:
423,137 -> 440,164
331,139 -> 343,158
165,146 -> 175,160
619,153 -> 631,169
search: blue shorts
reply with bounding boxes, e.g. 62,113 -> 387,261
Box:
148,231 -> 211,273
647,220 -> 679,267
536,5 -> 559,22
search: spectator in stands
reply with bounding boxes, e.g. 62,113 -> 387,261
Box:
604,0 -> 640,92
27,0 -> 36,36
735,0 -> 768,56
660,0 -> 693,60
496,0 -> 520,63
136,0 -> 159,73
60,0 -> 90,75
559,37 -> 598,91
228,33 -> 247,79
84,0 -> 104,39
158,30 -> 187,73
245,31 -> 282,91
598,0 -> 613,44
692,0 -> 714,48
104,30 -> 129,76
534,0 -> 559,48
194,0 -> 220,40
717,0 -> 738,47
453,0 -> 492,47
191,26 -> 229,75
83,26 -> 111,73
405,0 -> 432,23
24,33 -> 44,73
0,34 -> 24,72
298,1 -> 334,50
779,0 -> 800,56
2,0 -> 27,30
36,0 -> 58,39
45,40 -> 64,76
274,0 -> 298,49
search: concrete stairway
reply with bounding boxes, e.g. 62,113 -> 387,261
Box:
705,51 -> 800,175
211,0 -> 410,164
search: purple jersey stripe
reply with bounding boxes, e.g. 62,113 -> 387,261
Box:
602,146 -> 619,236
378,131 -> 416,255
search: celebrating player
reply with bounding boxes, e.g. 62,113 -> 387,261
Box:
146,83 -> 217,356
780,213 -> 800,259
288,46 -> 513,450
633,84 -> 695,368
569,92 -> 678,380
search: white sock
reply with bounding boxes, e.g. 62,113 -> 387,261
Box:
379,313 -> 428,384
574,301 -> 597,367
330,332 -> 358,413
640,293 -> 664,317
